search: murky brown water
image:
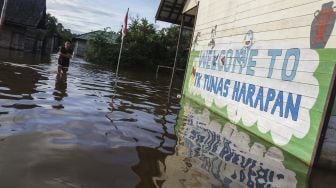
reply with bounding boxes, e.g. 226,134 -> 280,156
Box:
0,49 -> 334,188
0,49 -> 181,188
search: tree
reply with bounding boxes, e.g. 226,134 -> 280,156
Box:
46,13 -> 58,37
84,17 -> 192,70
46,13 -> 74,44
122,17 -> 158,67
85,28 -> 120,63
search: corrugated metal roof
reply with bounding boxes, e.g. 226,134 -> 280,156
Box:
75,31 -> 119,44
156,0 -> 195,27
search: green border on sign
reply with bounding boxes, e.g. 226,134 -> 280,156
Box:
182,49 -> 336,165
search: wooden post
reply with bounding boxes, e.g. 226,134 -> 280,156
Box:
0,0 -> 8,26
167,14 -> 184,103
181,3 -> 200,95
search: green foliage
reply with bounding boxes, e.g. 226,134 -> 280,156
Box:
122,18 -> 158,66
85,28 -> 120,63
85,17 -> 192,69
46,13 -> 58,37
46,13 -> 73,43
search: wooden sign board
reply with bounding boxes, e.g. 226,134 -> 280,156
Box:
182,0 -> 336,167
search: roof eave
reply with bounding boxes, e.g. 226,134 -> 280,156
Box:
155,0 -> 165,21
155,0 -> 195,28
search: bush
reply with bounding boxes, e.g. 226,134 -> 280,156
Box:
85,17 -> 192,70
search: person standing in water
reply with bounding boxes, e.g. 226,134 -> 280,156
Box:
58,41 -> 73,73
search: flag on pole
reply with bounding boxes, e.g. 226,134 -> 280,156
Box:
115,8 -> 129,80
122,8 -> 129,38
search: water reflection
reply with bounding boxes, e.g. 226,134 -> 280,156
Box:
53,71 -> 68,103
0,62 -> 45,113
156,98 -> 309,188
0,49 -> 333,187
0,49 -> 181,187
0,63 -> 39,98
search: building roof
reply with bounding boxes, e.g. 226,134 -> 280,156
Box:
0,0 -> 46,28
75,31 -> 119,44
156,0 -> 196,27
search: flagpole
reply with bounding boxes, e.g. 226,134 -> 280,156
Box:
115,34 -> 124,80
114,8 -> 128,87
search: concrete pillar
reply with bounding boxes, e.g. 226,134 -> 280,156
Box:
73,41 -> 79,56
0,0 -> 8,26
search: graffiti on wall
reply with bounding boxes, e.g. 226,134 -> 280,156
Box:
310,1 -> 336,49
208,25 -> 217,49
192,32 -> 201,51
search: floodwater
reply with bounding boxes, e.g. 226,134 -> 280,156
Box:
0,49 -> 334,188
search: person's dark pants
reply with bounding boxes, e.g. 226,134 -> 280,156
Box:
58,60 -> 69,73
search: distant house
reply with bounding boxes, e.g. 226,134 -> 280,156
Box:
0,0 -> 48,53
73,31 -> 119,58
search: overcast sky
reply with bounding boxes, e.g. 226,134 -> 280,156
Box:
47,0 -> 169,34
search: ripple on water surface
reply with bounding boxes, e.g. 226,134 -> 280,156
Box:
0,50 -> 333,187
0,51 -> 181,187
